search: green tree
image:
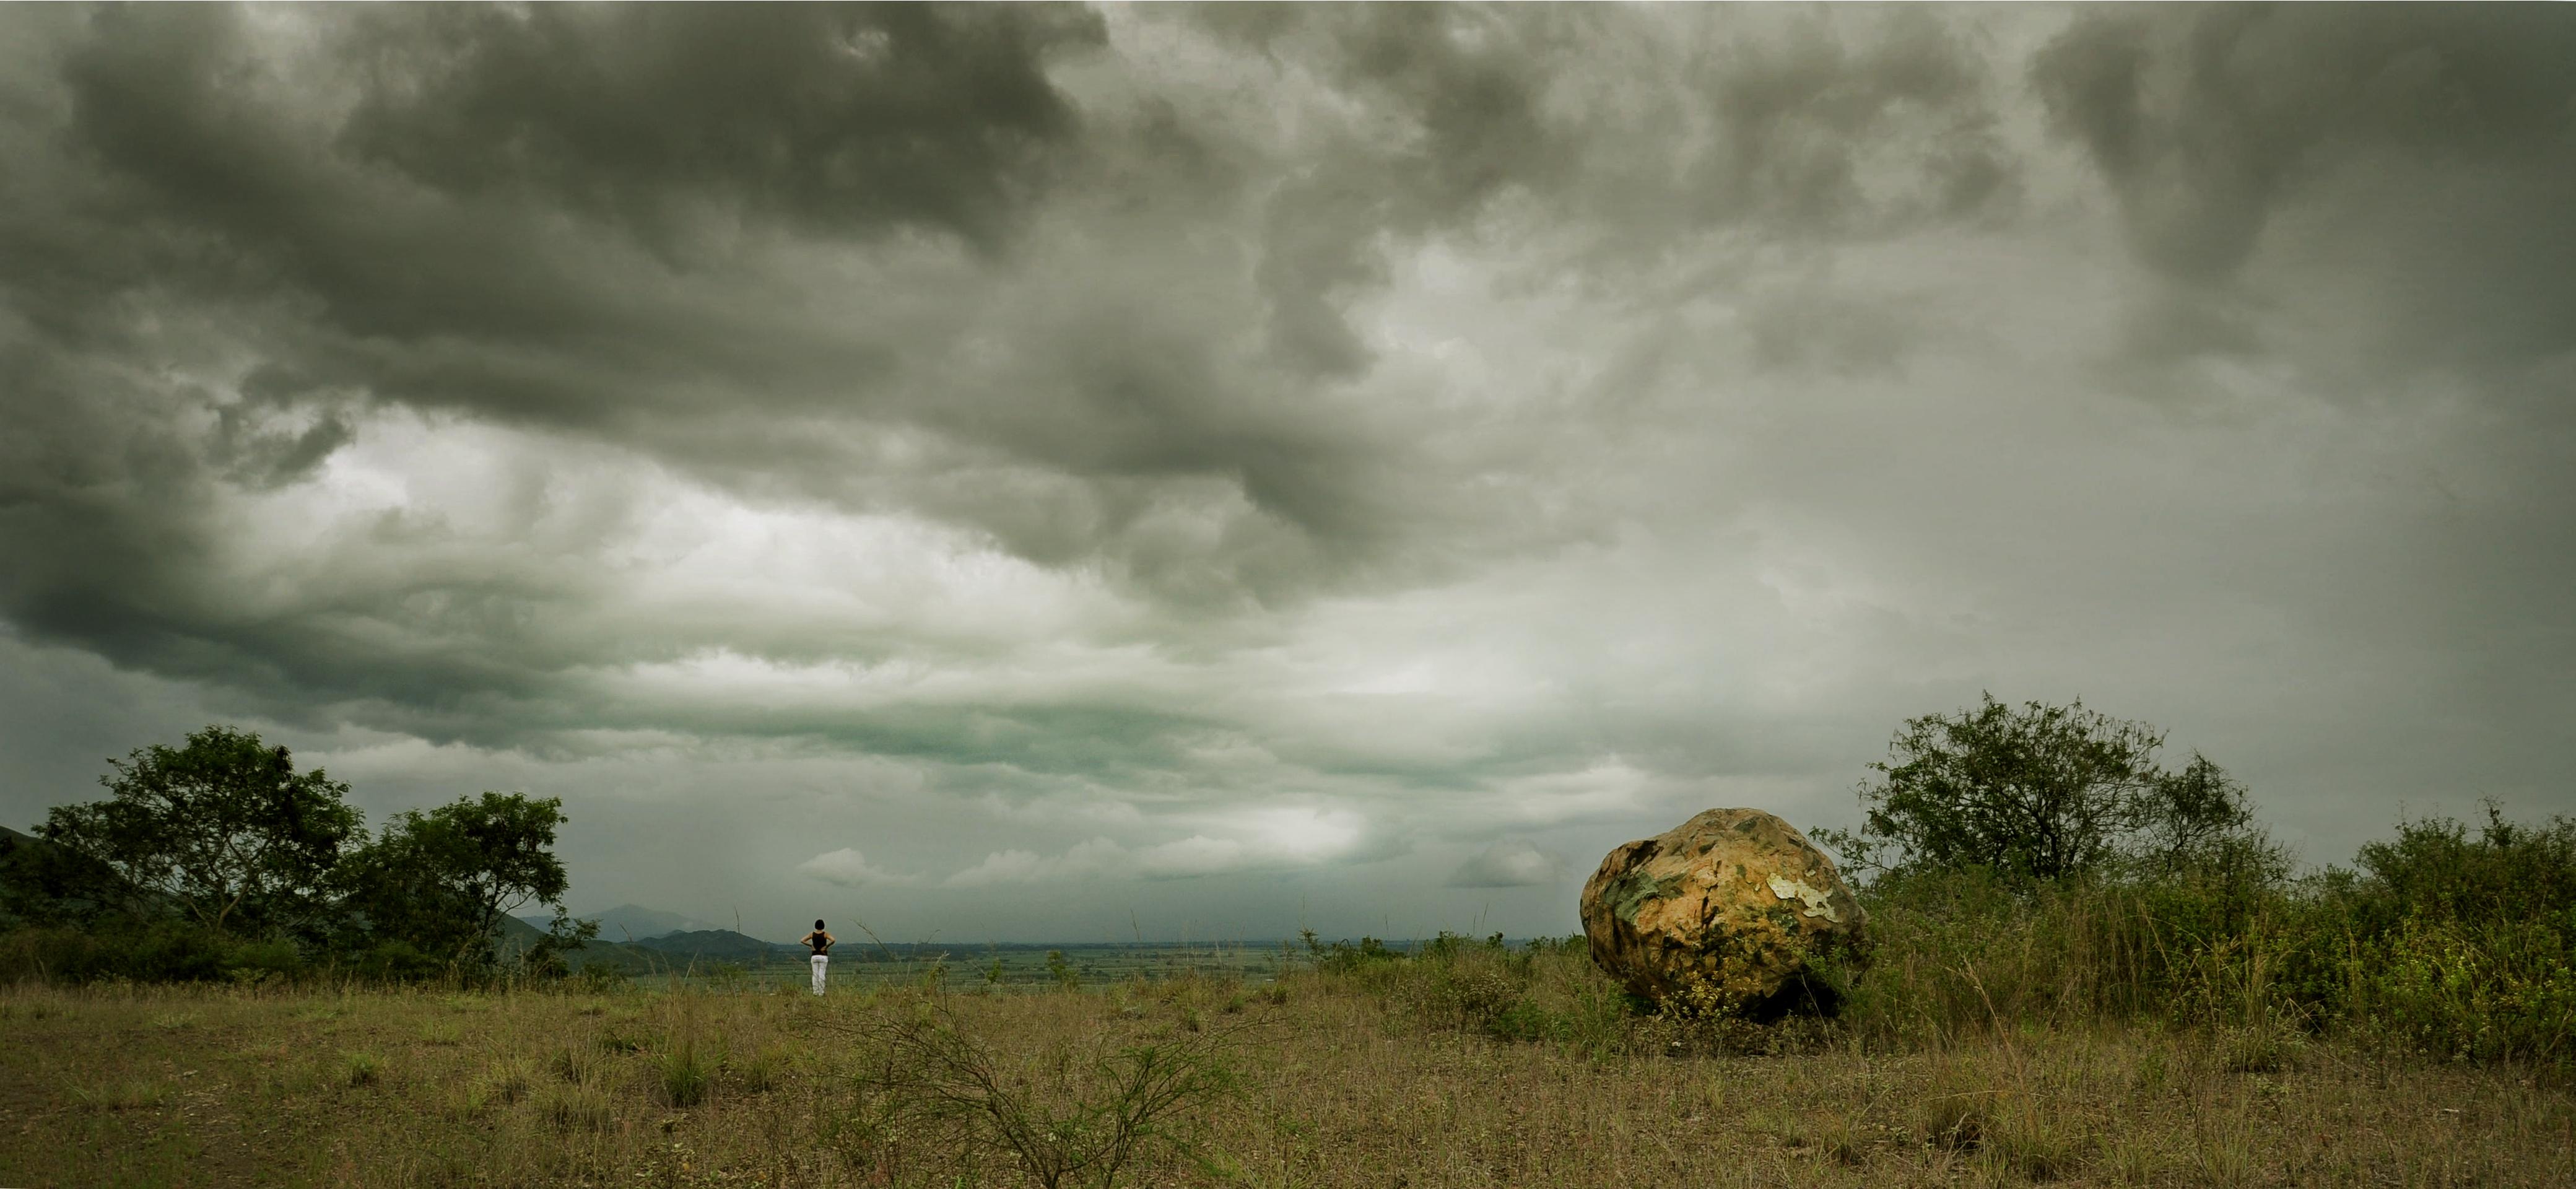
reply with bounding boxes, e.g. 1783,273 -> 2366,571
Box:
1817,694 -> 2269,884
37,726 -> 360,937
339,791 -> 579,970
2136,752 -> 2271,875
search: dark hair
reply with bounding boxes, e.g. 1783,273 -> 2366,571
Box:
814,919 -> 825,930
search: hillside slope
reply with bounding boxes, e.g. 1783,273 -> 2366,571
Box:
491,913 -> 671,975
515,904 -> 729,943
630,929 -> 805,965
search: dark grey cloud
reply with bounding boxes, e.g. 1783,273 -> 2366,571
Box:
1,4 -> 2569,939
338,3 -> 1105,253
2034,4 -> 2576,378
2017,6 -> 2576,832
0,3 -> 2035,716
1211,4 -> 2020,379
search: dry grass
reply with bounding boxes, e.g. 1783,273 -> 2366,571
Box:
1,969 -> 2569,1188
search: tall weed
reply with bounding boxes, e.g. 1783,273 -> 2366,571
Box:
837,996 -> 1247,1189
1837,808 -> 2576,1065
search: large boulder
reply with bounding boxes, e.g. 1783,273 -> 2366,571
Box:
1580,808 -> 1866,1013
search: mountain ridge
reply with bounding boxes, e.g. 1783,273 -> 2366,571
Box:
514,903 -> 735,943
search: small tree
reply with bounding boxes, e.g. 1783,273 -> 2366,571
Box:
1817,694 -> 2271,885
2137,752 -> 2268,874
339,791 -> 576,970
38,726 -> 361,937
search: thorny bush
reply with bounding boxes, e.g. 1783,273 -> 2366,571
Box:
833,995 -> 1252,1189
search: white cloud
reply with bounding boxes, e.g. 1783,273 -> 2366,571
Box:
1134,835 -> 1245,878
1486,760 -> 1661,828
1447,840 -> 1567,888
796,848 -> 917,888
942,807 -> 1373,886
943,848 -> 1050,887
944,838 -> 1129,887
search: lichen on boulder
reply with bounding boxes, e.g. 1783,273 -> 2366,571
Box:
1579,807 -> 1867,1015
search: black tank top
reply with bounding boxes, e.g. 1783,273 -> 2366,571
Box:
807,933 -> 830,956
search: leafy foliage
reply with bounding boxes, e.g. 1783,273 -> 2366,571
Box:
1,826 -> 140,929
2331,808 -> 2576,1063
4,725 -> 591,985
1300,930 -> 1404,979
36,726 -> 360,937
2344,803 -> 2576,935
1838,805 -> 2576,1066
336,791 -> 578,971
1815,694 -> 2281,885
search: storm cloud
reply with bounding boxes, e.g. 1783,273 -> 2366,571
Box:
2,4 -> 2568,942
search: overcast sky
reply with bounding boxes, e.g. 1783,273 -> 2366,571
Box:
3,4 -> 2570,944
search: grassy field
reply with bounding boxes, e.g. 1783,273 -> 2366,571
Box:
4,947 -> 2570,1188
610,942 -> 1295,995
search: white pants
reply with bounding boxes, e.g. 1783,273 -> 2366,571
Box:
809,954 -> 829,995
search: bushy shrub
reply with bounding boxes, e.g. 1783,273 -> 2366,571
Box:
570,962 -> 630,995
2347,916 -> 2576,1063
0,926 -> 116,983
346,938 -> 450,985
0,919 -> 317,985
2346,807 -> 2576,933
127,920 -> 230,982
838,998 -> 1245,1189
1305,933 -> 1403,973
1300,931 -> 1411,998
1824,806 -> 2576,1065
2325,809 -> 2576,1063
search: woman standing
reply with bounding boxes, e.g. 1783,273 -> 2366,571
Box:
800,920 -> 833,995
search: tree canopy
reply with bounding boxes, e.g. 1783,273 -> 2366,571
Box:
336,791 -> 575,969
38,726 -> 360,936
9,725 -> 593,983
1816,694 -> 2277,885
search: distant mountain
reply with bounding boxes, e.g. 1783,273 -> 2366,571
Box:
492,913 -> 670,975
515,903 -> 729,943
629,929 -> 805,965
0,822 -> 170,922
